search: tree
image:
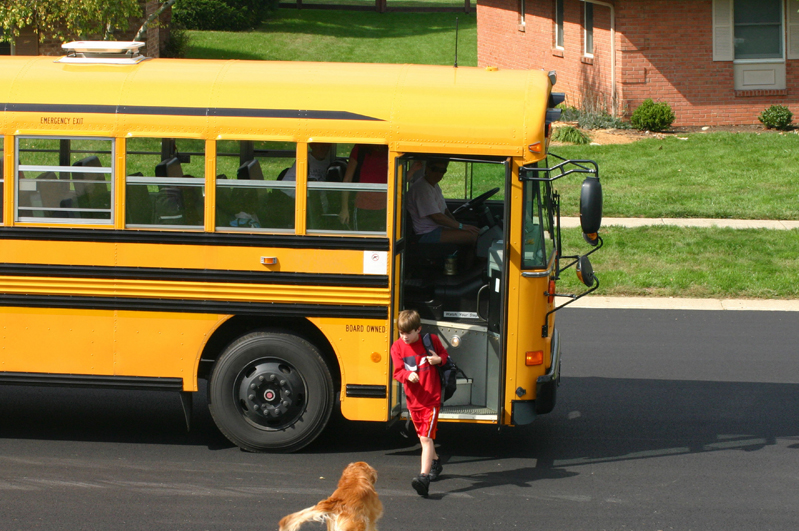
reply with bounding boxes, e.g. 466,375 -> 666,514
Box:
134,0 -> 177,41
0,0 -> 142,42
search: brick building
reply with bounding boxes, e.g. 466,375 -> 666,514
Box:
477,0 -> 799,126
1,0 -> 171,58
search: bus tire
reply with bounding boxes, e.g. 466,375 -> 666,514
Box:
208,330 -> 334,453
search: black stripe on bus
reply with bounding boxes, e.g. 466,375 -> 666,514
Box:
4,102 -> 383,122
0,294 -> 388,319
0,372 -> 184,392
0,227 -> 390,252
345,384 -> 387,399
0,263 -> 388,288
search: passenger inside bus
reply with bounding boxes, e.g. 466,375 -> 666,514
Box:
338,144 -> 388,232
279,143 -> 337,230
72,156 -> 111,219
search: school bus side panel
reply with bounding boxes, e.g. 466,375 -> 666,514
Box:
114,311 -> 225,391
311,317 -> 391,422
0,306 -> 222,390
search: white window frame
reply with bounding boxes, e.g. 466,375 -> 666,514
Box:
15,136 -> 115,225
555,0 -> 564,49
584,1 -> 594,57
732,0 -> 784,63
714,0 -> 796,61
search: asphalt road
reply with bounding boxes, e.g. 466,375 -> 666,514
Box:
1,309 -> 798,530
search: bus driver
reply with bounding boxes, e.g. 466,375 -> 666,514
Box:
406,159 -> 480,245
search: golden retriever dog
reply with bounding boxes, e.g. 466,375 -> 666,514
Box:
279,461 -> 383,531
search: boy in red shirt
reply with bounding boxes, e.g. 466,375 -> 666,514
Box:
391,309 -> 448,497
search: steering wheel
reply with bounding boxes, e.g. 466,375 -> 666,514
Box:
452,187 -> 500,215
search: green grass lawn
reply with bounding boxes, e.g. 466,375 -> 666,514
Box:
551,132 -> 799,220
186,9 -> 476,65
557,226 -> 799,299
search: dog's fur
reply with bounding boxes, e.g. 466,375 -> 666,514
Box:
278,461 -> 383,531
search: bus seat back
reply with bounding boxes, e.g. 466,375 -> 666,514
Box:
155,157 -> 183,178
237,159 -> 264,180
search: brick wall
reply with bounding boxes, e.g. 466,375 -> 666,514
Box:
478,0 -> 799,126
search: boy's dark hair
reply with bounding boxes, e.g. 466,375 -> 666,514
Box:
397,309 -> 421,333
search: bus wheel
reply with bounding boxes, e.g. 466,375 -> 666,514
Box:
208,331 -> 334,452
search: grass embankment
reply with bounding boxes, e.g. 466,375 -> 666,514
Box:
186,11 -> 799,299
186,10 -> 476,65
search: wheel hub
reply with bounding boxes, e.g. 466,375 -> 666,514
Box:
237,360 -> 306,430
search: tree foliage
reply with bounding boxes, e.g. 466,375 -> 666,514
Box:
0,0 -> 142,41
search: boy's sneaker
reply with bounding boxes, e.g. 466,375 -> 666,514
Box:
428,459 -> 443,481
411,474 -> 430,497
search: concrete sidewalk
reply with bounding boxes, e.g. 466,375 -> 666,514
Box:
558,216 -> 799,312
561,217 -> 799,230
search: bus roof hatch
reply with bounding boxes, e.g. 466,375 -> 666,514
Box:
57,41 -> 147,65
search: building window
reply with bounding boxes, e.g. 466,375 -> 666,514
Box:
733,0 -> 782,60
555,0 -> 564,48
584,2 -> 594,56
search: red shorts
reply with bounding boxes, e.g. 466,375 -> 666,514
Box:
409,405 -> 439,439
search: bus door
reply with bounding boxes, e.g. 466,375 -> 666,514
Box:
392,155 -> 511,423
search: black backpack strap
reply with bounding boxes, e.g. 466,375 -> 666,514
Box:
422,333 -> 433,353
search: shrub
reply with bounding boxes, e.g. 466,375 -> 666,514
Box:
161,25 -> 191,58
758,105 -> 793,130
578,111 -> 631,130
173,0 -> 275,31
556,104 -> 581,122
630,99 -> 675,132
551,125 -> 590,145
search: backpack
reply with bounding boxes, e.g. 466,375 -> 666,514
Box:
422,333 -> 461,405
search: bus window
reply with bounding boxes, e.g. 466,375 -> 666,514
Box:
0,136 -> 4,223
215,140 -> 296,232
308,143 -> 388,235
17,137 -> 113,223
125,138 -> 205,228
521,179 -> 554,269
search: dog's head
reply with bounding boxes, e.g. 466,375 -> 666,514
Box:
343,461 -> 378,486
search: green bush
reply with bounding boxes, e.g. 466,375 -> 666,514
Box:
578,111 -> 631,130
161,25 -> 191,58
758,105 -> 793,130
556,104 -> 581,122
173,0 -> 275,31
551,125 -> 590,145
630,99 -> 675,132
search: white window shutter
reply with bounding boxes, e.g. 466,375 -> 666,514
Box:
788,0 -> 799,60
713,0 -> 734,61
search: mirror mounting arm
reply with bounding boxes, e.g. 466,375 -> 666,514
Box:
541,278 -> 600,338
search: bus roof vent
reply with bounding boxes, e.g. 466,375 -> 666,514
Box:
57,41 -> 147,65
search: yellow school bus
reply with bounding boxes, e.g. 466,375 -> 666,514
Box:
0,42 -> 603,451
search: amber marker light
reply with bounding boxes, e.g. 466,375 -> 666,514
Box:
528,142 -> 543,153
525,351 -> 544,366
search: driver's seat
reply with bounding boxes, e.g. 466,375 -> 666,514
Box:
403,214 -> 463,275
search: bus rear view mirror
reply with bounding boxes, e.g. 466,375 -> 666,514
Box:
579,177 -> 602,246
576,255 -> 596,287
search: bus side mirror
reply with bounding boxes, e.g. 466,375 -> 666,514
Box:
579,177 -> 602,246
576,255 -> 596,287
